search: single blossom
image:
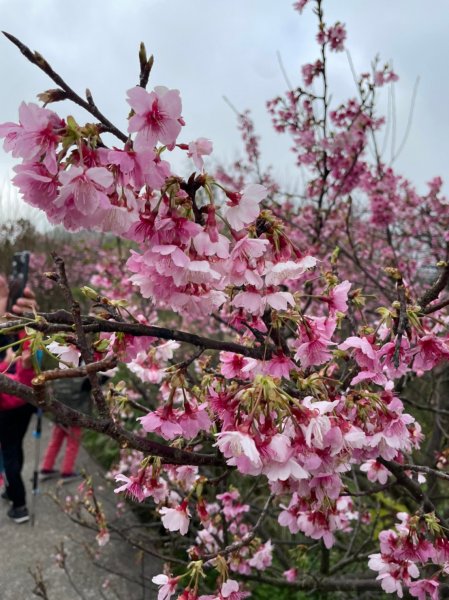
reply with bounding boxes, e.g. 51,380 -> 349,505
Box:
46,341 -> 80,369
224,184 -> 267,231
127,86 -> 183,150
0,101 -> 63,174
187,138 -> 213,170
152,574 -> 179,600
408,580 -> 439,600
248,540 -> 273,570
264,256 -> 317,286
215,431 -> 262,470
159,502 -> 191,535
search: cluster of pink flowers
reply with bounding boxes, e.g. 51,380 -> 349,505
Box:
369,513 -> 447,598
316,22 -> 347,52
4,0 -> 449,598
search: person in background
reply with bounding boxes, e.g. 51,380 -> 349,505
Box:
40,376 -> 92,483
0,274 -> 37,524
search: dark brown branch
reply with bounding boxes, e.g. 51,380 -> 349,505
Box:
401,464 -> 449,483
237,572 -> 380,592
378,458 -> 447,527
422,296 -> 449,316
180,173 -> 205,225
0,372 -> 222,467
53,254 -> 110,418
341,482 -> 395,496
32,356 -> 117,390
393,277 -> 408,368
402,395 -> 449,417
418,262 -> 449,309
4,311 -> 271,359
2,31 -> 128,143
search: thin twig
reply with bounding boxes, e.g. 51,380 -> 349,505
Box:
203,494 -> 274,563
2,32 -> 128,143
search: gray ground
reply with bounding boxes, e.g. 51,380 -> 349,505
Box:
0,416 -> 160,599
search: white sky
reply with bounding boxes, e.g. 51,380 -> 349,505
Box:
1,0 -> 449,228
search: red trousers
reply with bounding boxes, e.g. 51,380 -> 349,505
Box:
41,424 -> 82,475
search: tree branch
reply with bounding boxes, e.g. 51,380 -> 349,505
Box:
3,311 -> 271,359
2,31 -> 128,143
236,572 -> 380,592
0,371 -> 223,467
204,494 -> 274,563
418,262 -> 449,309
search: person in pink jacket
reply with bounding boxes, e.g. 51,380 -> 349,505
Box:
0,274 -> 37,524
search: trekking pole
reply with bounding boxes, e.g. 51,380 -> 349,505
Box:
31,408 -> 43,527
31,348 -> 44,527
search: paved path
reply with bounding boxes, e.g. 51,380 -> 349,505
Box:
0,415 -> 160,599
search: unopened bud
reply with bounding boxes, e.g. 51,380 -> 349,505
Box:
43,271 -> 59,282
34,51 -> 50,69
384,267 -> 402,280
80,286 -> 100,301
139,42 -> 147,67
37,88 -> 68,106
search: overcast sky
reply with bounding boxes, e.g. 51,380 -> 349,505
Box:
1,0 -> 449,227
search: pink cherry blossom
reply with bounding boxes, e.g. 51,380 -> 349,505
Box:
293,317 -> 336,368
263,353 -> 296,379
223,580 -> 245,599
264,256 -> 317,286
127,86 -> 183,150
178,402 -> 212,438
0,102 -> 63,174
283,568 -> 298,582
46,341 -> 80,369
224,184 -> 267,231
360,460 -> 390,485
114,472 -> 148,502
160,502 -> 191,535
187,138 -> 213,170
152,573 -> 179,600
411,334 -> 449,372
215,431 -> 262,470
107,147 -> 170,189
408,580 -> 439,600
325,280 -> 351,315
326,23 -> 346,52
96,529 -> 110,547
232,289 -> 295,315
57,166 -> 114,216
248,540 -> 273,570
220,352 -> 252,379
301,60 -> 323,86
12,162 -> 59,212
138,406 -> 183,440
293,0 -> 310,13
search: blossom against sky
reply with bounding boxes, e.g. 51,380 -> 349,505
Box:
0,0 -> 448,207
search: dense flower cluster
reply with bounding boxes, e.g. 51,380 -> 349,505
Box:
2,0 -> 449,598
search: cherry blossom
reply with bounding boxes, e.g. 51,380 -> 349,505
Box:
127,86 -> 183,150
160,501 -> 191,535
46,341 -> 81,369
224,184 -> 268,231
187,138 -> 213,171
3,1 -> 449,597
152,573 -> 180,600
